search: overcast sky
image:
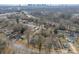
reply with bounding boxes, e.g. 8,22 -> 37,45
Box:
0,0 -> 79,5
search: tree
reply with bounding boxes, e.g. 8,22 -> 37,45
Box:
36,35 -> 45,53
26,31 -> 30,48
20,27 -> 26,34
0,33 -> 8,54
58,24 -> 66,30
54,29 -> 58,34
47,43 -> 52,53
30,38 -> 36,48
16,16 -> 19,24
26,28 -> 32,48
37,38 -> 42,53
30,34 -> 45,53
0,40 -> 7,53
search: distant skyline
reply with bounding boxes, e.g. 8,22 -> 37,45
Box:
0,0 -> 79,5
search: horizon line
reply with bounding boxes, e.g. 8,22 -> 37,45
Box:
0,4 -> 79,6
